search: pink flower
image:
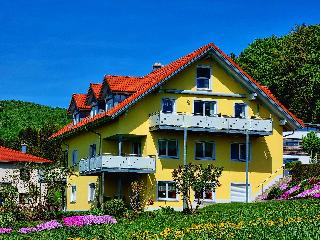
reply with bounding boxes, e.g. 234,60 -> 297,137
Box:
0,228 -> 12,234
63,215 -> 117,227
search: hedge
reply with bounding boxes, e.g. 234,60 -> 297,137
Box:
291,163 -> 320,181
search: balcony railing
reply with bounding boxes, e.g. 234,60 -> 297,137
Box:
79,154 -> 156,175
149,112 -> 272,135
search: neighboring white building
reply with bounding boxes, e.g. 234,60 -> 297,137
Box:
0,145 -> 52,205
283,124 -> 320,164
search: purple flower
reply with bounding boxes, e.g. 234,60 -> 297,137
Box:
278,185 -> 300,200
0,228 -> 12,234
36,220 -> 62,232
63,215 -> 117,227
279,183 -> 288,191
18,227 -> 38,234
295,183 -> 320,199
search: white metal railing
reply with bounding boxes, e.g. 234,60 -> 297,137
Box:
79,154 -> 155,174
149,112 -> 272,134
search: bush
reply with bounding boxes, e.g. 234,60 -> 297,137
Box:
267,186 -> 282,200
103,199 -> 127,217
291,163 -> 320,181
0,212 -> 16,227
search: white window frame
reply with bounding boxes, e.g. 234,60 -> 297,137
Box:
72,149 -> 78,166
88,183 -> 96,202
131,142 -> 141,156
157,181 -> 178,201
90,103 -> 99,117
158,139 -> 179,159
234,103 -> 248,119
193,100 -> 217,116
70,185 -> 77,203
73,111 -> 80,125
161,97 -> 176,114
194,184 -> 216,202
231,143 -> 252,162
195,141 -> 216,160
196,65 -> 212,91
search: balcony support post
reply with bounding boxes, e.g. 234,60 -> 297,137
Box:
117,177 -> 122,199
245,132 -> 250,203
183,127 -> 188,210
118,138 -> 123,156
101,172 -> 105,209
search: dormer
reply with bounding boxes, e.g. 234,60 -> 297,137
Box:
68,94 -> 91,124
86,83 -> 104,117
101,75 -> 141,111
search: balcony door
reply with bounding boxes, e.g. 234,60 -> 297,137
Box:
194,100 -> 216,116
131,142 -> 141,157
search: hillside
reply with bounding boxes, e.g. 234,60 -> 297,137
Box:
0,100 -> 70,144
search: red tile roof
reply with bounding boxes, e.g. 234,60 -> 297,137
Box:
90,83 -> 102,99
69,94 -> 91,112
51,43 -> 304,139
0,146 -> 52,163
104,75 -> 146,93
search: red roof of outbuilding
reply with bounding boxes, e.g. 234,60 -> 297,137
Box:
51,43 -> 304,139
0,146 -> 52,163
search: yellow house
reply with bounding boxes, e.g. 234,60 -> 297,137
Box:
51,43 -> 304,211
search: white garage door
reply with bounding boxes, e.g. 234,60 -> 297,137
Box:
230,183 -> 250,202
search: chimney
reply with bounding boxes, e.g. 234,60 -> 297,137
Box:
21,143 -> 27,153
152,62 -> 163,71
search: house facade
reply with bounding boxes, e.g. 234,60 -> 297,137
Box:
51,43 -> 304,211
0,146 -> 52,205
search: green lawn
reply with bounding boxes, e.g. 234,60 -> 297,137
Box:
3,199 -> 320,240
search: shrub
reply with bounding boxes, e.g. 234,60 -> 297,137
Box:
291,163 -> 320,181
0,212 -> 16,227
103,199 -> 127,217
267,186 -> 282,200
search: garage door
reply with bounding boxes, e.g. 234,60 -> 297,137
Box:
230,183 -> 250,202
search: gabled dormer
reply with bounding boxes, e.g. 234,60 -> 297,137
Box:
86,83 -> 104,117
68,94 -> 91,124
101,75 -> 140,112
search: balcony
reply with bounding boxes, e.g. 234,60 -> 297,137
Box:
79,154 -> 156,175
149,112 -> 272,136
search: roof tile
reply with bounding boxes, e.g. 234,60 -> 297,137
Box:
0,146 -> 52,163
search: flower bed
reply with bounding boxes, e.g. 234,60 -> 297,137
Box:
0,215 -> 116,235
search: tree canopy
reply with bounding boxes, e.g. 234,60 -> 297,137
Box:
235,24 -> 320,123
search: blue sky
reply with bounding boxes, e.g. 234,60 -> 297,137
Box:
0,0 -> 319,108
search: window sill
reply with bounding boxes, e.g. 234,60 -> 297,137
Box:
157,198 -> 179,202
70,201 -> 76,204
194,199 -> 215,203
231,159 -> 250,162
159,156 -> 180,160
196,88 -> 212,92
195,158 -> 216,161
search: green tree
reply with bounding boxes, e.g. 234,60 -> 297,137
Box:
172,163 -> 223,213
236,24 -> 320,123
302,132 -> 320,163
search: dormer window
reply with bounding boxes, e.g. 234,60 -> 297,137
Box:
73,112 -> 80,125
196,65 -> 211,90
90,104 -> 99,117
105,94 -> 127,111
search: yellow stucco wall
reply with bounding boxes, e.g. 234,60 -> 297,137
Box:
64,57 -> 283,211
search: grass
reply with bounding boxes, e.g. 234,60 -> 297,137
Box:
2,199 -> 320,239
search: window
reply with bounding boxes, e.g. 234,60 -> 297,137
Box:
89,144 -> 97,158
196,66 -> 211,90
158,139 -> 179,158
106,94 -> 127,111
234,103 -> 247,118
195,184 -> 216,202
20,169 -> 30,181
195,142 -> 215,160
132,142 -> 141,156
73,112 -> 80,124
72,150 -> 78,166
157,181 -> 177,201
70,185 -> 77,203
88,183 -> 96,202
194,100 -> 216,116
90,104 -> 99,117
161,98 -> 175,113
284,139 -> 300,147
231,143 -> 251,162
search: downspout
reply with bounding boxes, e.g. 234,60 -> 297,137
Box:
87,128 -> 102,155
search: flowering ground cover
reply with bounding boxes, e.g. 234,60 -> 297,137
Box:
1,199 -> 319,239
